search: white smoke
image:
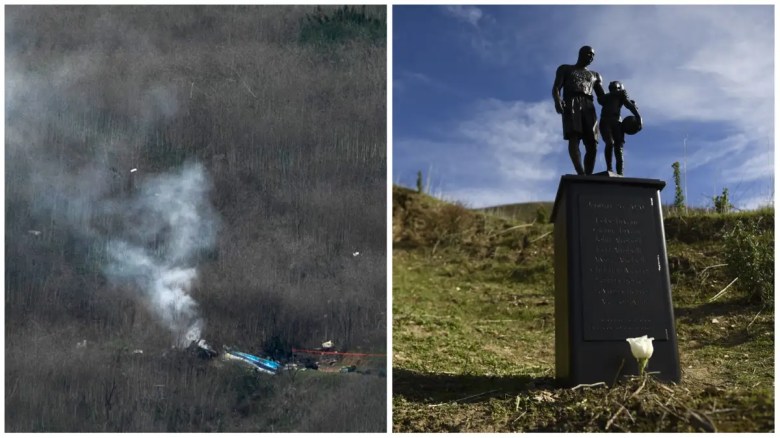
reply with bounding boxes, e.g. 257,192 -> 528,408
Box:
6,8 -> 220,348
103,163 -> 218,347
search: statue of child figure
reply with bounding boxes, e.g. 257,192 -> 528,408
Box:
598,81 -> 642,175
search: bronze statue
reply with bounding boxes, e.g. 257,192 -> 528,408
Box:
552,46 -> 605,175
598,81 -> 642,176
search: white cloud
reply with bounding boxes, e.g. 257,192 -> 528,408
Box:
396,99 -> 567,208
453,5 -> 773,185
394,70 -> 465,97
726,148 -> 775,185
458,99 -> 561,182
396,6 -> 773,208
563,6 -> 774,182
444,6 -> 483,28
393,137 -> 502,197
683,134 -> 751,173
735,194 -> 774,211
440,186 -> 541,209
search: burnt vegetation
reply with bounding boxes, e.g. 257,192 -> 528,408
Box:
6,5 -> 386,432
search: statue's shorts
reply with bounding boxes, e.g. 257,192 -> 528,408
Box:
599,118 -> 625,145
562,95 -> 598,144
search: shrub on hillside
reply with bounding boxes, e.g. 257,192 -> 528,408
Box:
723,219 -> 774,305
712,187 -> 733,214
431,203 -> 479,247
392,188 -> 480,248
535,206 -> 547,224
300,6 -> 385,46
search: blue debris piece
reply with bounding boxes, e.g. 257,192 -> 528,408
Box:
225,350 -> 281,375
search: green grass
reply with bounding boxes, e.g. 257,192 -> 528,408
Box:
393,187 -> 774,432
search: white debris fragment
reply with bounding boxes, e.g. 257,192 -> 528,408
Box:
76,339 -> 87,349
533,391 -> 556,403
130,168 -> 137,173
711,318 -> 719,324
322,340 -> 334,349
27,230 -> 41,236
352,251 -> 360,257
132,349 -> 143,354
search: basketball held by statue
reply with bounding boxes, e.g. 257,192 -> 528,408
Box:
622,115 -> 642,135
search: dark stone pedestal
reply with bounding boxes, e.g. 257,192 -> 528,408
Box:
550,174 -> 680,386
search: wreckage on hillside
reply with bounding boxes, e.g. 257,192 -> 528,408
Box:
188,339 -> 383,376
222,350 -> 282,375
185,340 -> 281,375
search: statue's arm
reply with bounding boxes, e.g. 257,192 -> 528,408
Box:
593,72 -> 606,100
552,66 -> 565,114
623,92 -> 642,125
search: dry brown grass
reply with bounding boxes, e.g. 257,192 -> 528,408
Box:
393,188 -> 773,432
6,5 -> 386,432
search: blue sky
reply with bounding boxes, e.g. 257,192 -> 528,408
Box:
393,5 -> 774,210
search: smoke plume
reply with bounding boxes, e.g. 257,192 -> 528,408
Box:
6,7 -> 220,346
103,164 -> 219,347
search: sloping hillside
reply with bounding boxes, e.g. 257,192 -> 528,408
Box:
392,185 -> 774,432
5,6 -> 386,432
476,201 -> 554,224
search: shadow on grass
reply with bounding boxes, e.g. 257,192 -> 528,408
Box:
675,301 -> 755,321
676,301 -> 770,348
393,368 -> 555,404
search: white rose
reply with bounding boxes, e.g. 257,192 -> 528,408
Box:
626,335 -> 654,360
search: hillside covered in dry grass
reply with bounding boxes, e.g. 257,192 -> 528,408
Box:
6,6 -> 386,432
393,185 -> 773,432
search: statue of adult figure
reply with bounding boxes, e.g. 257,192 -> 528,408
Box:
552,46 -> 605,175
598,81 -> 642,175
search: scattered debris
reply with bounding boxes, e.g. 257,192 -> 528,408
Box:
161,339 -> 383,378
571,382 -> 606,390
197,339 -> 217,356
223,350 -> 281,375
529,230 -> 552,243
533,390 -> 556,403
76,339 -> 87,349
301,357 -> 320,370
428,390 -> 498,407
187,340 -> 217,359
132,349 -> 143,355
708,277 -> 738,302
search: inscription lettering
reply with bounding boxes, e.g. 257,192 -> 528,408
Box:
589,318 -> 653,332
579,193 -> 671,342
580,194 -> 671,341
588,205 -> 650,310
587,200 -> 648,211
